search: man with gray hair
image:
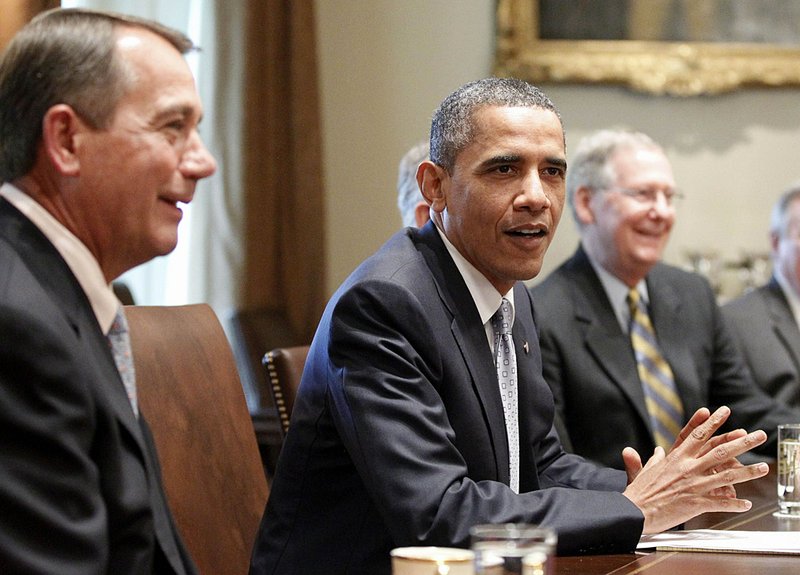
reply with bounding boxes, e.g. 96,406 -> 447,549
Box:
723,185 -> 800,407
532,128 -> 797,470
251,83 -> 768,575
396,140 -> 430,228
0,8 -> 216,573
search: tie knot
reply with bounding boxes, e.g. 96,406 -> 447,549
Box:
108,308 -> 129,337
492,298 -> 513,336
627,288 -> 642,316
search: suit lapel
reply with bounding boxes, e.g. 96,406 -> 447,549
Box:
416,223 -> 510,484
765,279 -> 800,376
567,249 -> 652,429
0,200 -> 148,459
646,266 -> 701,414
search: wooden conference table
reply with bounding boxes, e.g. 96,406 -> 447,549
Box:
553,465 -> 800,574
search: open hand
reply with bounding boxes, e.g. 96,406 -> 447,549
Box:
621,405 -> 769,534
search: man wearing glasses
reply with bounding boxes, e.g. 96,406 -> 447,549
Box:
531,129 -> 799,470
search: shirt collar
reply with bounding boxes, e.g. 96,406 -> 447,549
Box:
1,183 -> 120,333
583,243 -> 648,333
435,226 -> 515,344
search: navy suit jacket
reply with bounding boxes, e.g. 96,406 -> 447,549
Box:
531,246 -> 799,469
722,277 -> 800,408
250,223 -> 643,575
0,199 -> 195,575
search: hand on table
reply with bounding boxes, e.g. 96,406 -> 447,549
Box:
621,405 -> 769,534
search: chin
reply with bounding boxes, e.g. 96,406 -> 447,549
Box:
153,235 -> 180,257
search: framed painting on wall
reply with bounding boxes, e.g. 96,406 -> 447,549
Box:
495,0 -> 800,96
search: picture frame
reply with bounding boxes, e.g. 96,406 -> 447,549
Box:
494,0 -> 800,96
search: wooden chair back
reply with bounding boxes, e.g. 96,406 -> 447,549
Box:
127,304 -> 268,575
262,345 -> 310,437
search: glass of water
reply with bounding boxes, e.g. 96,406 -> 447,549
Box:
777,423 -> 800,518
470,523 -> 556,575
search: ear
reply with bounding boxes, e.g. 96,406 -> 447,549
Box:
573,185 -> 596,226
42,104 -> 84,177
770,230 -> 781,255
413,201 -> 430,228
417,160 -> 447,214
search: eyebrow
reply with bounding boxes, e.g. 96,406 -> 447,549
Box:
478,154 -> 522,171
153,103 -> 202,125
478,154 -> 567,171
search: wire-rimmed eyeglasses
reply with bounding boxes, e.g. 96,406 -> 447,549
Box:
606,187 -> 684,207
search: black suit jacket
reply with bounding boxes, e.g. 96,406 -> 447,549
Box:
722,277 -> 800,408
250,223 -> 643,575
531,246 -> 798,469
0,199 -> 195,575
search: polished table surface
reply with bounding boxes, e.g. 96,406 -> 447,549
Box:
554,464 -> 800,574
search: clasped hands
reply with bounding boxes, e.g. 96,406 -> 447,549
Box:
621,405 -> 769,534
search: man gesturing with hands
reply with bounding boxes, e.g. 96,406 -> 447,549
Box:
250,79 -> 769,575
623,406 -> 767,533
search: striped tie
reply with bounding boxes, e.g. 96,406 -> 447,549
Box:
627,289 -> 683,450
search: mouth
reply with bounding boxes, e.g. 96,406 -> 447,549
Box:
505,225 -> 548,240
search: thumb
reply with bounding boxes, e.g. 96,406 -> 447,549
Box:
622,446 -> 643,484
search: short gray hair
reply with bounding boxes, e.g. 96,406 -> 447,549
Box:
0,8 -> 194,182
566,129 -> 662,227
396,141 -> 429,228
429,77 -> 561,173
770,182 -> 800,238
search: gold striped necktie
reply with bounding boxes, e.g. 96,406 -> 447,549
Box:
627,289 -> 683,450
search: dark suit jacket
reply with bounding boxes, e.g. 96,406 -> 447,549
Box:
0,199 -> 196,575
250,223 -> 644,575
722,277 -> 800,408
531,245 -> 798,469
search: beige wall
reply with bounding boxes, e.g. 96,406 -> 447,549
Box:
316,0 -> 800,298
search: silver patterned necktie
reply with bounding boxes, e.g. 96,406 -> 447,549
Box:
492,297 -> 519,493
107,307 -> 138,417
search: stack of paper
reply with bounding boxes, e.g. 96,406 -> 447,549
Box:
638,530 -> 800,555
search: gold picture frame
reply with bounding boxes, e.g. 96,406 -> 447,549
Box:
494,0 -> 800,96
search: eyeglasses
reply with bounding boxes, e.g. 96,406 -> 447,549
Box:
606,187 -> 684,207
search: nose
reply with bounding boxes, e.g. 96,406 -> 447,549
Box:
649,191 -> 673,217
516,173 -> 551,210
180,131 -> 217,180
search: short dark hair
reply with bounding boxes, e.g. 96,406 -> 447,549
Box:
429,77 -> 561,173
0,8 -> 194,182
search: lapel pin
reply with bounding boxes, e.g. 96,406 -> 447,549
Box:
523,341 -> 529,354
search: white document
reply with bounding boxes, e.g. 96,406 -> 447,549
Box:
637,529 -> 800,555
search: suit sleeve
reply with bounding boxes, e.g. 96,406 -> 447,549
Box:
0,304 -> 109,575
325,279 -> 643,555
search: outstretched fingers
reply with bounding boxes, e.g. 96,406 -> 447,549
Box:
697,430 -> 769,492
671,406 -> 732,457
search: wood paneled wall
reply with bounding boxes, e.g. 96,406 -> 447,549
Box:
0,0 -> 60,51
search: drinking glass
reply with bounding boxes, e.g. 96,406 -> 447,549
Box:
777,423 -> 800,518
470,523 -> 556,575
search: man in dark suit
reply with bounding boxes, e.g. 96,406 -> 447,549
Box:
723,185 -> 800,408
250,80 -> 768,575
0,9 -> 216,574
531,129 -> 798,470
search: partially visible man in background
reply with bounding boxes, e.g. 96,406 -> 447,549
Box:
723,185 -> 800,408
396,139 -> 430,228
0,8 -> 216,573
532,128 -> 798,469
